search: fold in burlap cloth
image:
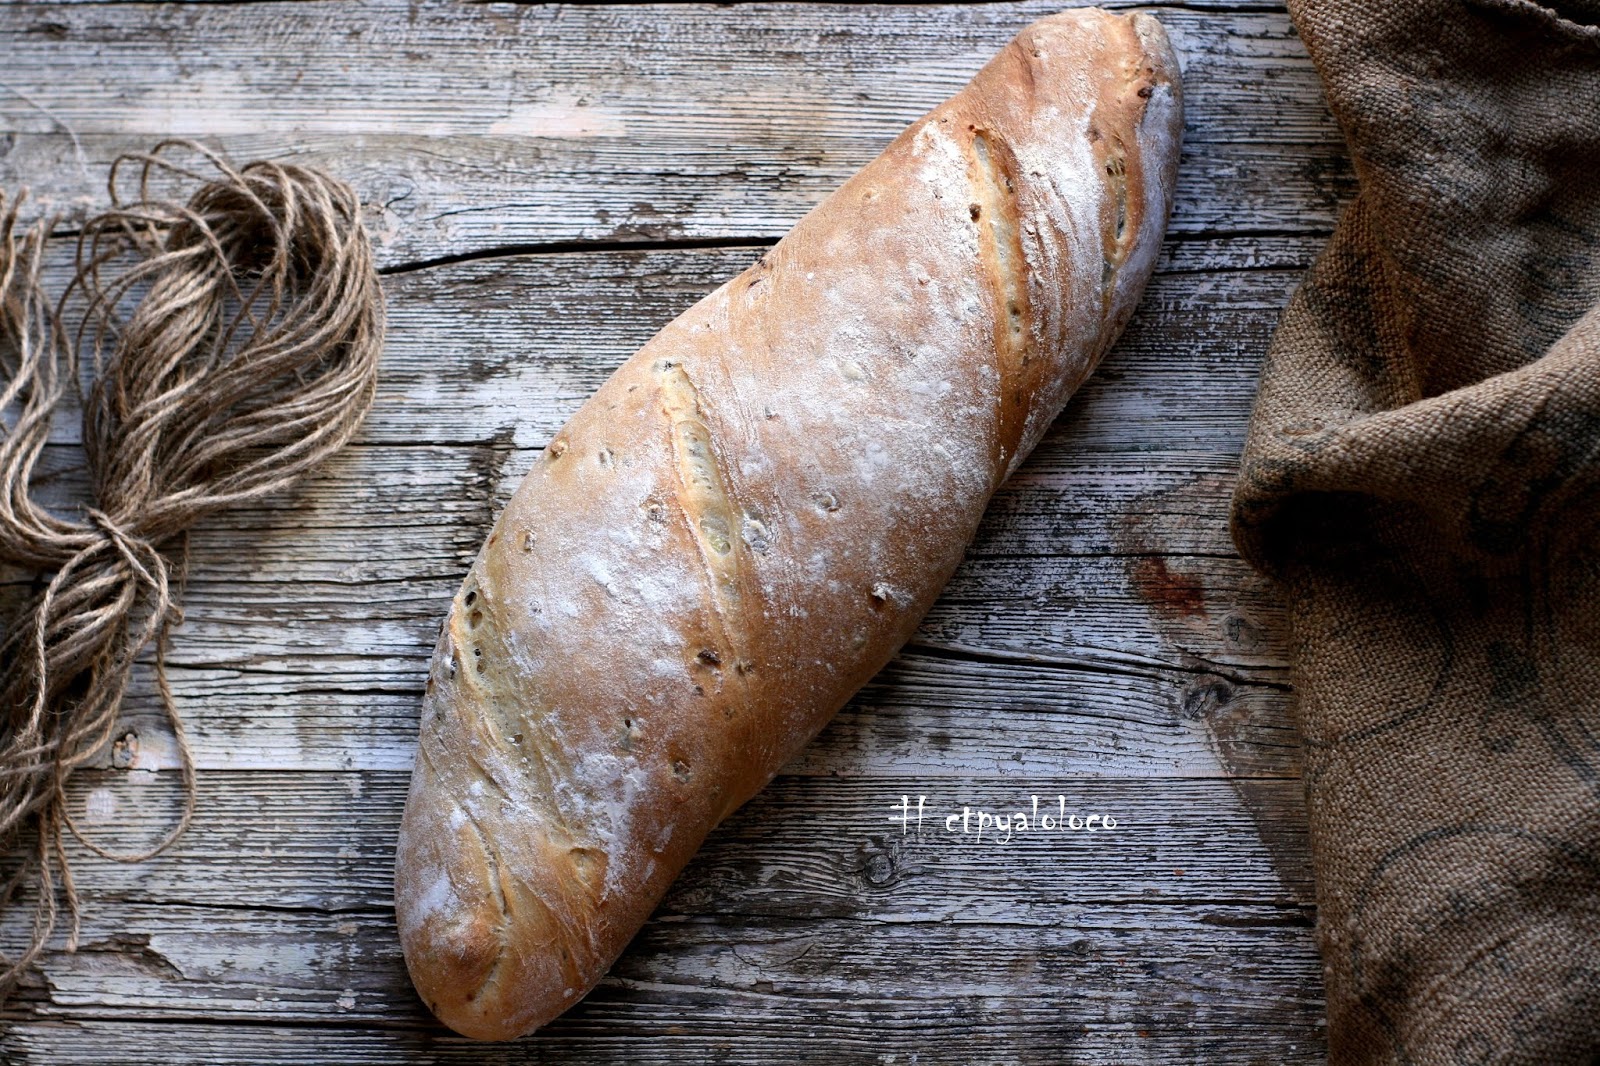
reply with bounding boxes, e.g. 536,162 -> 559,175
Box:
1228,1 -> 1600,1062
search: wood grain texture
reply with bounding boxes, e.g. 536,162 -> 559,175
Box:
7,247 -> 1297,780
0,1 -> 1348,268
4,773 -> 1319,1061
11,772 -> 1311,912
0,0 -> 1338,1061
0,1015 -> 1328,1066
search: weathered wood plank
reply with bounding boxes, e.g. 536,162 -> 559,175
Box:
0,134 -> 1348,262
12,444 -> 1254,571
7,771 -> 1318,1057
2,240 -> 1295,775
0,2 -> 1349,267
20,245 -> 1297,456
8,546 -> 1286,775
78,643 -> 1296,778
0,0 -> 1329,1055
0,1013 -> 1328,1066
4,435 -> 1291,775
8,906 -> 1321,1039
88,772 -> 1306,925
365,248 -> 1294,451
36,773 -> 1310,913
9,458 -> 1276,648
275,544 -> 1275,674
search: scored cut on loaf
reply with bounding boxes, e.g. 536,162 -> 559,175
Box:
396,6 -> 1182,1041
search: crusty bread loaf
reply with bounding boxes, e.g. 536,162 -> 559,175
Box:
395,7 -> 1181,1040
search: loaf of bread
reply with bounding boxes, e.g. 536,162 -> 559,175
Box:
395,7 -> 1181,1040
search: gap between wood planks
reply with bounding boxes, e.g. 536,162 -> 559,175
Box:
371,229 -> 1332,279
377,235 -> 778,276
0,629 -> 1285,689
907,637 -> 1290,690
4,896 -> 1315,918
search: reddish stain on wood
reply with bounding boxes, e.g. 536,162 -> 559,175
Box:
1131,555 -> 1206,619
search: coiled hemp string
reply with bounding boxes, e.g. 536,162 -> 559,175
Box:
0,141 -> 384,993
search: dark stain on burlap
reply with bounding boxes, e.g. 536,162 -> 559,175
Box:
1229,1 -> 1600,1061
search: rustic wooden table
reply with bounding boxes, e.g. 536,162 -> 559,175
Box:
0,2 -> 1344,1062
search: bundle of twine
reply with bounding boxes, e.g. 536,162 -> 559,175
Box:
0,141 -> 384,993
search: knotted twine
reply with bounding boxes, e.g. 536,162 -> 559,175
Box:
0,141 -> 384,994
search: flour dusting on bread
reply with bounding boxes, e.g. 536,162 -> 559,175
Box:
396,8 -> 1183,1041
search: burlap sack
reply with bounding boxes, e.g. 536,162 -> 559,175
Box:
1228,1 -> 1600,1062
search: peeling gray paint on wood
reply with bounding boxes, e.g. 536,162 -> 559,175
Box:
0,0 -> 1335,1061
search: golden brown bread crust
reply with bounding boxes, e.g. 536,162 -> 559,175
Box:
395,7 -> 1182,1041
